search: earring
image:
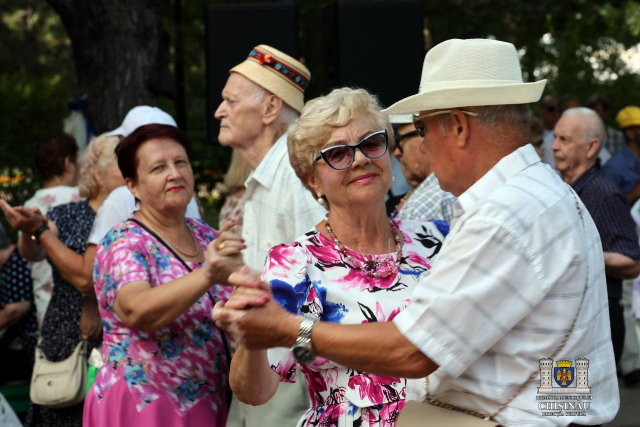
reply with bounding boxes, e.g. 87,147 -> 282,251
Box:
316,192 -> 324,205
392,176 -> 396,182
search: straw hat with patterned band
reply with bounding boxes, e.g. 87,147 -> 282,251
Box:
382,38 -> 547,115
230,45 -> 311,113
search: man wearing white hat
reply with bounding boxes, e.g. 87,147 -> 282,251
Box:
218,39 -> 620,426
215,45 -> 326,427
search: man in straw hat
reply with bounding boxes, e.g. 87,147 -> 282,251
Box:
215,39 -> 620,425
215,45 -> 326,427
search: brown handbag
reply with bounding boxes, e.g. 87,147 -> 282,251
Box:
79,293 -> 103,343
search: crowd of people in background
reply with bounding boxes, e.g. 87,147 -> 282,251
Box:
0,37 -> 639,427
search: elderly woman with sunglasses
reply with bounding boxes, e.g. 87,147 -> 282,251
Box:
215,88 -> 448,427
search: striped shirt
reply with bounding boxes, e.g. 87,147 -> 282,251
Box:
398,173 -> 456,224
394,144 -> 619,426
242,134 -> 327,271
605,126 -> 626,155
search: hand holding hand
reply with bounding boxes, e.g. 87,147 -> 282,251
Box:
203,221 -> 246,284
0,200 -> 46,234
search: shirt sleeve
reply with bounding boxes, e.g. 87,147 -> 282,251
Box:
594,192 -> 640,260
263,242 -> 311,383
95,227 -> 152,309
393,218 -> 547,378
0,250 -> 33,305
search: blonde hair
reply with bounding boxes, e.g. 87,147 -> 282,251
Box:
287,87 -> 393,199
223,150 -> 253,191
78,133 -> 120,199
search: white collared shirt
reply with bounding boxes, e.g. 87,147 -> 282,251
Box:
394,144 -> 619,426
241,134 -> 327,271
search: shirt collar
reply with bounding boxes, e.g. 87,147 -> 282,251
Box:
570,165 -> 598,194
456,144 -> 541,215
245,133 -> 288,190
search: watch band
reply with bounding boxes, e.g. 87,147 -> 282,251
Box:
297,318 -> 315,341
31,222 -> 49,242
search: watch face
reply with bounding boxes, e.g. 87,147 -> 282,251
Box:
292,344 -> 315,365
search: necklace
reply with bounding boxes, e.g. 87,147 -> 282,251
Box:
138,213 -> 200,258
324,215 -> 403,278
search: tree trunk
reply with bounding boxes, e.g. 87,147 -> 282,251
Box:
45,0 -> 161,133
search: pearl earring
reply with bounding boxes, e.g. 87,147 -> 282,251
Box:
316,192 -> 324,205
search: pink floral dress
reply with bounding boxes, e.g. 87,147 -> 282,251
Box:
84,217 -> 232,427
265,219 -> 448,427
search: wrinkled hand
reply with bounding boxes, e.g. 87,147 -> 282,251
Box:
0,200 -> 46,234
212,273 -> 299,350
203,220 -> 246,284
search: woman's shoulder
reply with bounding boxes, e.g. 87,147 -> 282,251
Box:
97,217 -> 147,252
185,218 -> 218,241
396,218 -> 449,239
48,199 -> 91,221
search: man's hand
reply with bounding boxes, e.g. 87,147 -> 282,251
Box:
0,200 -> 46,234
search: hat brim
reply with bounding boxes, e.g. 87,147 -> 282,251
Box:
382,80 -> 547,115
106,126 -> 125,137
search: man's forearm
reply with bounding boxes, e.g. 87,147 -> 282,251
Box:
604,251 -> 640,279
0,302 -> 30,329
310,321 -> 438,378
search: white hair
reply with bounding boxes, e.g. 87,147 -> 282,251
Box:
561,107 -> 606,154
438,104 -> 531,143
250,83 -> 300,129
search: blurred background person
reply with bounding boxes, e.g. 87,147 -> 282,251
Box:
529,117 -> 545,159
602,106 -> 640,203
537,94 -> 559,167
23,133 -> 81,327
388,114 -> 456,224
0,223 -> 37,386
587,94 -> 626,155
85,124 -> 243,427
224,87 -> 447,427
3,134 -> 124,426
219,150 -> 252,236
552,107 -> 640,367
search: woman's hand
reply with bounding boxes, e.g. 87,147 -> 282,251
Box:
203,221 -> 246,284
212,275 -> 299,350
0,200 -> 46,234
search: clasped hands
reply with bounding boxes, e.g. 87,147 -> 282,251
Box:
0,199 -> 47,234
212,267 -> 301,350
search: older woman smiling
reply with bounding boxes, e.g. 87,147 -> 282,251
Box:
215,88 -> 448,427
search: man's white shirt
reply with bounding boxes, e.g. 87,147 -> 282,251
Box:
394,144 -> 619,426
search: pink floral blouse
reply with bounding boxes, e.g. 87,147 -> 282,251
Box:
265,219 -> 449,427
88,217 -> 232,426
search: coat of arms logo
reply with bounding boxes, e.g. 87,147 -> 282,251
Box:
537,358 -> 591,394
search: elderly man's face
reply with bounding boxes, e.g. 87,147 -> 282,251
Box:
416,111 -> 458,193
215,73 -> 265,148
552,115 -> 596,179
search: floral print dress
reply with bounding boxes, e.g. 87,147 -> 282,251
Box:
265,219 -> 448,427
84,217 -> 232,427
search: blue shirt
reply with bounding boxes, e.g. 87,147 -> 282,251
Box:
601,144 -> 640,194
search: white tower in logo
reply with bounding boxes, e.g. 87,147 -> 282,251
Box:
574,358 -> 591,393
537,358 -> 591,394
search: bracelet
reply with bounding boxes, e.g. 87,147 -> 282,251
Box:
31,222 -> 50,242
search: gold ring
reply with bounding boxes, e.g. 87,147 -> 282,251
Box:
219,242 -> 225,250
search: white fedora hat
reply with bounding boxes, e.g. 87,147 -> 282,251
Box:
382,39 -> 546,115
107,106 -> 177,137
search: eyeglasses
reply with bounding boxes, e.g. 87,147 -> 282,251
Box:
395,130 -> 419,154
314,130 -> 388,170
412,110 -> 479,137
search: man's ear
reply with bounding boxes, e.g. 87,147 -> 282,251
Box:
262,95 -> 283,126
586,138 -> 601,160
449,110 -> 471,148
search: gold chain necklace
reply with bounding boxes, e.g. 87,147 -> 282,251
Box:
137,213 -> 200,258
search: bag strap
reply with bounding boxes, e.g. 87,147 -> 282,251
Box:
425,185 -> 589,421
127,218 -> 233,370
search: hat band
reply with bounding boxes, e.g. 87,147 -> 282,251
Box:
420,79 -> 526,93
246,48 -> 310,93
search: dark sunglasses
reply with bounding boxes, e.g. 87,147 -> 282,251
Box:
315,130 -> 388,170
532,138 -> 543,148
412,110 -> 478,137
543,105 -> 556,113
395,130 -> 420,154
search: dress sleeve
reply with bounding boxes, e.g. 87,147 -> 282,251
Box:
263,242 -> 310,383
94,226 -> 152,309
0,250 -> 33,305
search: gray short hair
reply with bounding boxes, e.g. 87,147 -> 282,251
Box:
438,104 -> 531,143
561,107 -> 606,154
